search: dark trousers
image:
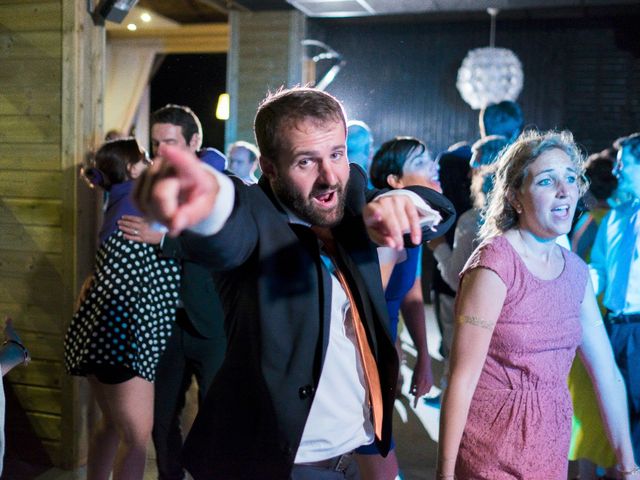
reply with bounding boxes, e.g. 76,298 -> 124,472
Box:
290,461 -> 360,480
152,309 -> 226,480
606,321 -> 640,464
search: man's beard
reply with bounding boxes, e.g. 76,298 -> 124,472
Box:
272,176 -> 347,227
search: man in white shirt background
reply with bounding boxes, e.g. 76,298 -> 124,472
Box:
590,132 -> 640,464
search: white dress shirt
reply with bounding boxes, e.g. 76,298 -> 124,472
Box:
589,199 -> 640,314
432,208 -> 481,292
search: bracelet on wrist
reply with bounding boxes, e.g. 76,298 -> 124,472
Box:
3,339 -> 29,365
616,464 -> 640,475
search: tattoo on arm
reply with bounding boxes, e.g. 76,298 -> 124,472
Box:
456,315 -> 495,330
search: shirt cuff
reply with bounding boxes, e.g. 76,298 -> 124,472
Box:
188,164 -> 235,236
376,189 -> 443,229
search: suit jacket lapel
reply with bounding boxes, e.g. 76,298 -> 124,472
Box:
288,223 -> 332,381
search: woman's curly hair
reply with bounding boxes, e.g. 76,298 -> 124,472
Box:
479,130 -> 588,241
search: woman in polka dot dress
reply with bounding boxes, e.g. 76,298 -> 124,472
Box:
64,138 -> 179,480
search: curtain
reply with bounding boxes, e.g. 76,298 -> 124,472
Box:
105,39 -> 161,135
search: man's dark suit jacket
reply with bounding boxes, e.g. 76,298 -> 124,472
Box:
160,236 -> 224,338
179,165 -> 455,479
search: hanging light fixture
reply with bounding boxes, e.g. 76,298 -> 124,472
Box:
456,8 -> 523,110
302,40 -> 346,91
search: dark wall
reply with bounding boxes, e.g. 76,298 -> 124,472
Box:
309,15 -> 640,156
150,53 -> 227,151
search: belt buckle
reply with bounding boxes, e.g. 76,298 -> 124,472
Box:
334,452 -> 353,473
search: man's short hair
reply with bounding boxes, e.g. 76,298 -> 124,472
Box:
151,104 -> 203,149
228,141 -> 260,163
479,101 -> 524,142
614,132 -> 640,162
254,87 -> 347,161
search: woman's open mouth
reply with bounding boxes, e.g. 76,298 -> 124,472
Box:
551,204 -> 571,219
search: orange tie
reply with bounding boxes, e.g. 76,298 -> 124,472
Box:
312,226 -> 384,440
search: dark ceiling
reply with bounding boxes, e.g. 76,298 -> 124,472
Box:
137,0 -> 640,24
137,0 -> 292,24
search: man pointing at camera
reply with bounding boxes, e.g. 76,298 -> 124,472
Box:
135,87 -> 454,480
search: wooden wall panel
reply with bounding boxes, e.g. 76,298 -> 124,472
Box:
17,412 -> 61,441
0,0 -> 55,4
6,360 -> 61,388
0,171 -> 62,199
0,199 -> 62,226
0,1 -> 61,31
0,31 -> 61,59
20,332 -> 63,360
0,251 -> 62,278
0,115 -> 60,143
0,272 -> 65,304
0,302 -> 64,334
11,384 -> 62,414
0,0 -> 103,470
0,86 -> 62,116
0,144 -> 61,170
225,10 -> 305,148
13,383 -> 61,415
0,58 -> 61,85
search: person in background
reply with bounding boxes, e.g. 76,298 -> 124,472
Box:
227,140 -> 260,184
117,104 -> 227,480
571,151 -> 618,258
479,100 -> 524,144
590,132 -> 640,469
105,129 -> 126,141
429,135 -> 508,382
0,317 -> 30,476
429,142 -> 472,372
355,136 -> 442,480
438,130 -> 638,480
427,100 -> 524,390
65,138 -> 179,480
431,135 -> 508,291
133,87 -> 455,479
568,150 -> 619,480
347,120 -> 374,174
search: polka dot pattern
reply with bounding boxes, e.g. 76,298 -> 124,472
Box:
64,230 -> 180,382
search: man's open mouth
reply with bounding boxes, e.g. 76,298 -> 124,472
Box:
314,190 -> 336,206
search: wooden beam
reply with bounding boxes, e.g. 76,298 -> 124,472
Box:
59,0 -> 104,469
107,23 -> 229,53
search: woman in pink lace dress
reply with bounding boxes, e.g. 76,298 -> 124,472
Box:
437,131 -> 639,480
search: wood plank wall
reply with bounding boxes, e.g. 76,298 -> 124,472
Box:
309,15 -> 640,156
0,0 -> 103,469
225,10 -> 305,149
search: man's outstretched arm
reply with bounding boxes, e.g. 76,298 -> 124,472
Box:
134,145 -> 233,237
